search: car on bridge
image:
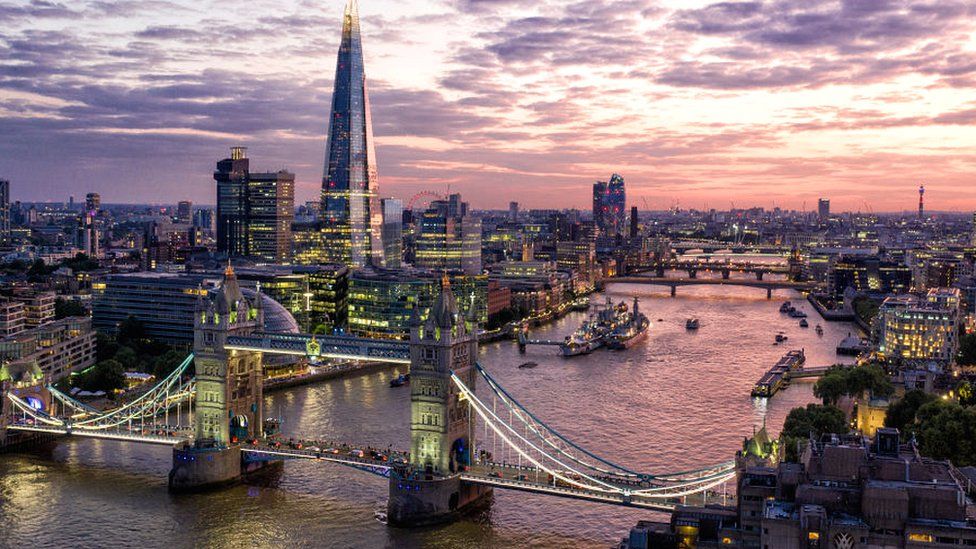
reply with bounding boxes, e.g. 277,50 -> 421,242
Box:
349,449 -> 364,458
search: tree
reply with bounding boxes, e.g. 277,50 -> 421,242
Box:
780,403 -> 848,462
914,401 -> 976,467
151,349 -> 187,379
958,333 -> 976,366
116,316 -> 148,348
76,359 -> 125,393
959,381 -> 976,407
813,364 -> 893,405
813,370 -> 849,406
884,390 -> 937,434
95,333 -> 119,362
54,298 -> 88,319
114,346 -> 140,372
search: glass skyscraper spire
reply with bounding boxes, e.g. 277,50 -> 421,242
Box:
321,0 -> 383,267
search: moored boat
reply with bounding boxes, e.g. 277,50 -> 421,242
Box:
607,297 -> 650,350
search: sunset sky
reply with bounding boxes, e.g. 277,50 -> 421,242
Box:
2,0 -> 976,212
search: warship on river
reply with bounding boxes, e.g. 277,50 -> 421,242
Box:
560,296 -> 649,356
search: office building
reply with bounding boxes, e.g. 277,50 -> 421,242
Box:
0,316 -> 96,381
629,205 -> 638,238
193,208 -> 215,232
877,288 -> 960,367
319,0 -> 383,267
414,197 -> 482,275
247,170 -> 294,262
830,256 -> 912,297
177,200 -> 192,224
509,201 -> 519,222
557,240 -> 597,289
347,268 -> 486,340
215,146 -> 249,257
818,197 -> 830,220
381,198 -> 403,268
303,264 -> 349,333
0,179 -> 9,241
593,174 -> 626,237
93,272 -> 298,345
214,147 -> 294,262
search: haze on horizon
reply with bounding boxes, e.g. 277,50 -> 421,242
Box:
2,0 -> 976,212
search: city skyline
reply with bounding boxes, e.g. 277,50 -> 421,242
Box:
3,1 -> 976,212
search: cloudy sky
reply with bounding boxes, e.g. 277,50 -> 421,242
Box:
2,0 -> 976,212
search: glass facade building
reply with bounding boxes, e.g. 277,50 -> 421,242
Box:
592,173 -> 626,237
414,199 -> 482,275
320,0 -> 383,267
347,268 -> 486,340
214,147 -> 294,262
381,198 -> 403,269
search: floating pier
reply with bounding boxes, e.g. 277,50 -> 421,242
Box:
751,349 -> 806,398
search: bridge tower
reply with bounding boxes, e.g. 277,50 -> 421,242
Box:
1,361 -> 50,449
169,264 -> 264,491
388,275 -> 491,526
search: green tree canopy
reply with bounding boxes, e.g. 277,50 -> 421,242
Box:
75,359 -> 125,393
884,390 -> 937,434
958,333 -> 976,366
813,364 -> 893,406
116,315 -> 148,347
780,403 -> 848,462
913,401 -> 976,467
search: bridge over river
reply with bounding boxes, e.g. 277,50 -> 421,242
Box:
2,268 -> 737,526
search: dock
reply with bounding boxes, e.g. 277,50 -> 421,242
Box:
751,350 -> 806,398
836,334 -> 872,356
516,331 -> 564,353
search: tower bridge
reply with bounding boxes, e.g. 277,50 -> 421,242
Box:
1,266 -> 737,526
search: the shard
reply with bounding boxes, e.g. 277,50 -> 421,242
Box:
321,0 -> 383,267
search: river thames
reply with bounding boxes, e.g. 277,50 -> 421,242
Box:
0,284 -> 856,547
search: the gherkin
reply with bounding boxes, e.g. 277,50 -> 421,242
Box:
321,0 -> 383,267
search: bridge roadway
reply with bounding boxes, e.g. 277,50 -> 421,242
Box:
6,422 -> 192,445
225,332 -> 410,364
5,423 -> 731,511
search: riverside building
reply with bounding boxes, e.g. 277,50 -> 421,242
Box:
876,288 -> 960,367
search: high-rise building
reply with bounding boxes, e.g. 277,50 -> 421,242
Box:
971,211 -> 976,246
0,179 -> 9,241
414,197 -> 482,275
247,170 -> 294,262
593,174 -> 626,236
215,146 -> 249,257
509,201 -> 519,222
381,198 -> 403,268
817,198 -> 829,220
592,181 -> 606,230
629,205 -> 638,238
85,192 -> 100,215
320,0 -> 383,267
918,184 -> 925,219
214,147 -> 294,262
177,200 -> 192,224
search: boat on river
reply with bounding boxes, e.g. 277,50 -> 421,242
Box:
607,297 -> 650,350
559,297 -> 631,357
686,318 -> 700,330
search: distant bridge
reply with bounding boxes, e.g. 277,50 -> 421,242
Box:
608,276 -> 812,298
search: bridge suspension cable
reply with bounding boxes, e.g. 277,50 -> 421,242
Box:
456,365 -> 738,499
